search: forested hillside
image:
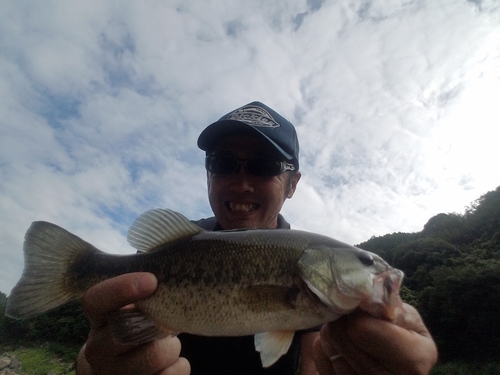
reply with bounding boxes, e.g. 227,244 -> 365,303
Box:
1,186 -> 499,365
358,185 -> 500,361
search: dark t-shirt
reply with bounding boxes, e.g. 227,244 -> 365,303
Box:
180,215 -> 303,375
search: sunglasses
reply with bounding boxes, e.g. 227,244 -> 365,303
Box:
205,154 -> 295,177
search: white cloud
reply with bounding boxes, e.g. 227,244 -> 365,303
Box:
1,0 -> 499,294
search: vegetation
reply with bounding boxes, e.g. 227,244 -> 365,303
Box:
431,361 -> 500,375
0,299 -> 89,346
0,294 -> 87,374
1,186 -> 499,373
6,344 -> 78,375
358,185 -> 500,366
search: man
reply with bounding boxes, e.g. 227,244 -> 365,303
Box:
76,101 -> 437,375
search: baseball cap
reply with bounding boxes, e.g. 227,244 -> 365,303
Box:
197,101 -> 300,169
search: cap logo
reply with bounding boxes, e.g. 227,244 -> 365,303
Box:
227,105 -> 280,128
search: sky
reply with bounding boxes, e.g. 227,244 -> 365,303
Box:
1,0 -> 499,295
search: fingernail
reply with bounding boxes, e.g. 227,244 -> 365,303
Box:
135,273 -> 157,294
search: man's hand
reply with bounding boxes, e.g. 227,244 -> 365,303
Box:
313,303 -> 438,375
76,272 -> 190,375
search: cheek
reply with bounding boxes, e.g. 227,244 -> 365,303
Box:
285,182 -> 293,198
207,174 -> 221,193
277,176 -> 293,199
265,179 -> 290,205
207,176 -> 221,205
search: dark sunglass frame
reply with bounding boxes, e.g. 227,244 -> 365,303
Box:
205,154 -> 295,177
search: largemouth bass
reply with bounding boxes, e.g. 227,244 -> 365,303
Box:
6,209 -> 404,367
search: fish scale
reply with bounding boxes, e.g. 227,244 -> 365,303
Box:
6,208 -> 404,367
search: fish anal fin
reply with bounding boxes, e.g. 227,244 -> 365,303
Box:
254,331 -> 295,367
110,309 -> 177,345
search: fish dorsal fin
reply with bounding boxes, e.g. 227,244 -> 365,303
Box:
127,209 -> 203,252
254,331 -> 295,367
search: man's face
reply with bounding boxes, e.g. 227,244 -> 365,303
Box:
207,133 -> 301,230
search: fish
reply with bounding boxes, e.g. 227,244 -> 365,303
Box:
6,208 -> 404,367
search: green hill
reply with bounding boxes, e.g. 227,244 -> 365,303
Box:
358,186 -> 500,361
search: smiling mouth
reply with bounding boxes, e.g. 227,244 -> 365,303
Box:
227,202 -> 258,212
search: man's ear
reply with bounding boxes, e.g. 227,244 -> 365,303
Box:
286,171 -> 301,199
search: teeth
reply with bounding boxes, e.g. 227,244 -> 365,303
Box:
229,202 -> 256,212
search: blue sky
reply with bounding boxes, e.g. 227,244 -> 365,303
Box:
1,0 -> 499,295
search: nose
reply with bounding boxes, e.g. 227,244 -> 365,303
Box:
229,166 -> 254,193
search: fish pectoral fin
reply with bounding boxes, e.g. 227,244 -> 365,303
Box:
242,285 -> 299,311
254,330 -> 295,367
110,309 -> 177,345
302,278 -> 334,307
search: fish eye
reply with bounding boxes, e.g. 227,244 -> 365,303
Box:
358,253 -> 374,267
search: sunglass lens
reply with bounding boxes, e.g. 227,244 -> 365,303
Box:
247,159 -> 281,176
207,155 -> 236,174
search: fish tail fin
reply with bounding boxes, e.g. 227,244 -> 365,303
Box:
6,221 -> 99,319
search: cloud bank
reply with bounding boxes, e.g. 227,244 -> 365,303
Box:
1,0 -> 499,294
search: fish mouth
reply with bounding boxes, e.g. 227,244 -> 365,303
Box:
383,269 -> 404,304
372,269 -> 404,305
358,269 -> 404,320
227,202 -> 259,212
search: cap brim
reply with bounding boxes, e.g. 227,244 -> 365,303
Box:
197,120 -> 294,161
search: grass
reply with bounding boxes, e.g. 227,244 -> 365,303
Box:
431,361 -> 500,375
0,341 -> 79,375
1,340 -> 499,375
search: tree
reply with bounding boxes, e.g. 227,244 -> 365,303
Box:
1,296 -> 89,345
419,261 -> 500,360
390,238 -> 460,290
422,213 -> 464,242
359,185 -> 500,362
